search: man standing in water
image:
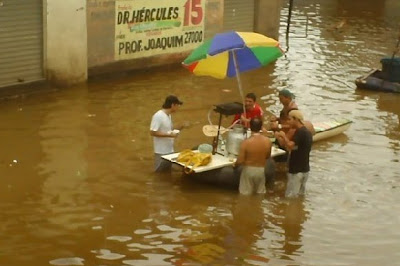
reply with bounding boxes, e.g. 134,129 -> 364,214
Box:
234,118 -> 272,195
276,110 -> 313,198
150,95 -> 183,172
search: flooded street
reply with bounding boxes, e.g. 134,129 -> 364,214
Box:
1,0 -> 400,265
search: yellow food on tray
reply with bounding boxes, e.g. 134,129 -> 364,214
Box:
177,149 -> 195,163
177,149 -> 212,174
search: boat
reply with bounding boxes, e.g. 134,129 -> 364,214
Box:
162,102 -> 352,188
312,118 -> 352,142
272,118 -> 352,163
355,69 -> 400,93
355,57 -> 400,93
163,150 -> 282,189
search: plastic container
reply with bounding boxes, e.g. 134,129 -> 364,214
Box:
198,143 -> 213,153
226,125 -> 246,156
380,57 -> 400,82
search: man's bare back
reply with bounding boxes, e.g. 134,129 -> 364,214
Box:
236,134 -> 272,167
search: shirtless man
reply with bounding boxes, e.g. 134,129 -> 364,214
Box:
271,89 -> 315,148
234,118 -> 272,195
270,89 -> 298,132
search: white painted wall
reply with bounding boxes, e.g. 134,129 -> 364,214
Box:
46,0 -> 87,87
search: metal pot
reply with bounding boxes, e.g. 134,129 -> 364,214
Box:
226,125 -> 246,156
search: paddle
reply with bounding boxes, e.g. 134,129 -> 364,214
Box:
202,125 -> 230,137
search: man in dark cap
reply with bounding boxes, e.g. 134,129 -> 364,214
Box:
271,90 -> 314,162
270,89 -> 298,131
150,95 -> 183,172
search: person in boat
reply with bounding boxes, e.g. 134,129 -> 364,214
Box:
275,110 -> 313,198
233,118 -> 272,195
150,95 -> 183,172
269,89 -> 298,132
270,89 -> 315,149
232,93 -> 263,128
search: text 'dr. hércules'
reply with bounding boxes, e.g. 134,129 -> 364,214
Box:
114,0 -> 205,60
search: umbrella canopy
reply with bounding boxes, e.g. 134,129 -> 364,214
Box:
183,31 -> 283,144
182,31 -> 283,79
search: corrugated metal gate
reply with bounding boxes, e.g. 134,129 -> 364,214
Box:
223,0 -> 255,32
0,0 -> 44,88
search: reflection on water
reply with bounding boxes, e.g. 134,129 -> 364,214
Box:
1,0 -> 400,265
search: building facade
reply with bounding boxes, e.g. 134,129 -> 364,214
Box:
0,0 -> 282,89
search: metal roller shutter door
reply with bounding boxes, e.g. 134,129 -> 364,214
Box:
223,0 -> 255,32
0,0 -> 44,88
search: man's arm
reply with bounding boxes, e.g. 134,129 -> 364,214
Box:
275,131 -> 295,151
150,114 -> 178,138
284,133 -> 296,151
150,130 -> 178,138
265,138 -> 272,158
232,113 -> 241,125
255,103 -> 264,117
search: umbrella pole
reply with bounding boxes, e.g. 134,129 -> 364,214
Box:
212,113 -> 223,155
232,50 -> 247,119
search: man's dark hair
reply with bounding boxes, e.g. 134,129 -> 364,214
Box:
250,118 -> 263,132
245,93 -> 256,102
162,95 -> 183,108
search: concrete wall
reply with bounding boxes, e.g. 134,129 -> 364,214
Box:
43,0 -> 281,85
0,0 -> 282,92
46,0 -> 88,87
86,0 -> 225,76
254,0 -> 282,39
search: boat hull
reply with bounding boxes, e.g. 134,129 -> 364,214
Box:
312,119 -> 352,142
273,118 -> 352,162
355,69 -> 400,93
168,119 -> 352,188
187,158 -> 276,189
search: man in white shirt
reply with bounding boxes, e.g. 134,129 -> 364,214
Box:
150,95 -> 183,172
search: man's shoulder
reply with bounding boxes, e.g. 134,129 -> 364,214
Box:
298,126 -> 313,139
153,109 -> 164,117
289,101 -> 298,108
247,135 -> 270,143
253,103 -> 264,115
151,110 -> 165,121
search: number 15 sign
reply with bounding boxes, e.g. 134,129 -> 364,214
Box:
115,0 -> 206,60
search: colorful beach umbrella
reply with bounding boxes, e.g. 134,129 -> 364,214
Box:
182,31 -> 284,112
183,31 -> 283,79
